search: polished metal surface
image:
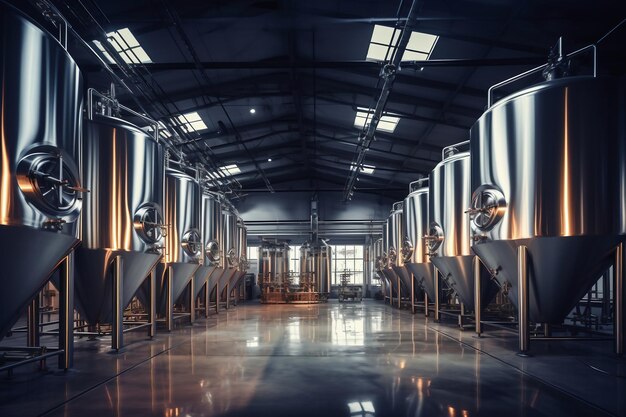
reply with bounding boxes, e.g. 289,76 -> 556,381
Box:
427,148 -> 496,310
194,193 -> 222,298
75,114 -> 164,324
300,241 -> 332,296
0,3 -> 82,339
389,202 -> 412,295
153,167 -> 201,312
470,76 -> 624,323
403,182 -> 435,300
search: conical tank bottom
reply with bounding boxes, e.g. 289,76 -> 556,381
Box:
381,269 -> 399,298
208,267 -> 223,298
430,255 -> 498,311
407,262 -> 435,300
218,268 -> 236,295
144,262 -> 199,314
74,249 -> 161,325
0,225 -> 78,340
193,265 -> 215,298
472,235 -> 621,323
391,265 -> 412,296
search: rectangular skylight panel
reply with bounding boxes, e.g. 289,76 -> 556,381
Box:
407,31 -> 438,55
377,119 -> 399,133
366,24 -> 438,62
93,40 -> 115,64
350,163 -> 375,175
103,27 -> 152,65
174,112 -> 207,133
220,164 -> 241,176
353,108 -> 399,132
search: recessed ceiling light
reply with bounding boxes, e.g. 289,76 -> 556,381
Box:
249,108 -> 256,114
267,158 -> 272,162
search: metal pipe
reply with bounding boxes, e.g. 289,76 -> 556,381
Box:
434,265 -> 440,322
441,140 -> 470,160
27,298 -> 40,348
424,291 -> 429,317
0,351 -> 63,374
112,256 -> 123,351
166,266 -> 173,332
58,252 -> 74,369
616,242 -> 624,355
149,268 -> 156,338
474,256 -> 482,336
517,245 -> 530,356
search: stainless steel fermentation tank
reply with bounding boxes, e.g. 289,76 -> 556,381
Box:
75,89 -> 163,350
0,2 -> 82,369
194,192 -> 222,316
215,205 -> 239,308
402,179 -> 435,315
299,240 -> 332,301
381,221 -> 399,305
142,163 -> 201,330
426,142 -> 497,320
469,47 -> 625,352
389,201 -> 413,309
234,218 -> 248,298
373,238 -> 389,301
259,241 -> 290,302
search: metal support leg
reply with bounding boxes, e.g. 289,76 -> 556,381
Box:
459,302 -> 466,328
112,256 -> 124,351
517,245 -> 530,356
543,323 -> 552,337
424,291 -> 429,317
27,297 -> 40,347
474,256 -> 482,337
166,266 -> 173,332
615,242 -> 624,355
226,283 -> 230,309
434,266 -> 440,323
204,282 -> 210,318
411,273 -> 415,314
58,252 -> 74,370
189,279 -> 195,324
148,269 -> 156,338
397,276 -> 401,309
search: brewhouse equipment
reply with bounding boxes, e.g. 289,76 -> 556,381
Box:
215,204 -> 239,309
425,141 -> 497,325
373,238 -> 389,302
193,191 -> 222,317
469,43 -> 624,353
259,240 -> 291,303
150,161 -> 201,330
234,217 -> 249,301
75,88 -> 163,350
389,201 -> 413,308
0,2 -> 82,370
402,179 -> 435,315
381,222 -> 399,306
298,239 -> 332,303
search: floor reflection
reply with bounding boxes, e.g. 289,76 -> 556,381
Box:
0,301 -> 618,416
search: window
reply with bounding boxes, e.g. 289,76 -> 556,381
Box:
247,246 -> 258,263
350,163 -> 375,175
366,24 -> 438,62
94,28 -> 152,65
173,112 -> 207,134
353,107 -> 400,133
332,245 -> 364,285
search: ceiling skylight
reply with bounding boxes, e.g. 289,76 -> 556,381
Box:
350,163 -> 375,175
354,107 -> 400,133
366,24 -> 438,62
174,112 -> 208,134
94,28 -> 152,65
144,121 -> 171,139
219,164 -> 241,176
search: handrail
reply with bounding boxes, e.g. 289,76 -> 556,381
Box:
409,177 -> 429,192
442,140 -> 470,160
488,43 -> 597,107
87,88 -> 160,142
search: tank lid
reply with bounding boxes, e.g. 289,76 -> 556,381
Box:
442,140 -> 470,160
409,178 -> 429,192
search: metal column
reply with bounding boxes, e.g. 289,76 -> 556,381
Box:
148,268 -> 156,338
411,273 -> 415,314
165,265 -> 173,332
397,275 -> 401,309
27,297 -> 40,348
58,252 -> 74,369
517,245 -> 530,356
474,256 -> 482,336
616,242 -> 624,355
434,265 -> 440,322
424,292 -> 429,317
112,256 -> 124,351
189,279 -> 195,323
204,281 -> 210,318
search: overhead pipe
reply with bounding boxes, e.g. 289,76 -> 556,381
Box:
343,0 -> 421,201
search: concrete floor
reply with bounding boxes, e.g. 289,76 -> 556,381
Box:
1,300 -> 624,416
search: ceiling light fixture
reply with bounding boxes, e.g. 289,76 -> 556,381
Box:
267,158 -> 272,162
249,108 -> 256,114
